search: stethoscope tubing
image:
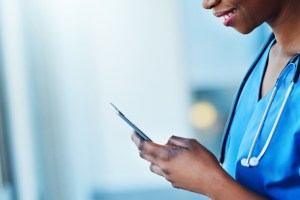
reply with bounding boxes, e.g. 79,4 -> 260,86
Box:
244,86 -> 277,165
242,77 -> 295,167
220,33 -> 300,166
257,82 -> 294,160
219,34 -> 276,164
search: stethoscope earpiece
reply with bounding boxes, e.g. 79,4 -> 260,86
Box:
241,157 -> 259,167
249,157 -> 259,166
241,158 -> 249,167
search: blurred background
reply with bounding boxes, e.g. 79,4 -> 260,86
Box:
0,0 -> 271,199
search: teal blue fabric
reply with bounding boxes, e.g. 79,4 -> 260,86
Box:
223,38 -> 300,199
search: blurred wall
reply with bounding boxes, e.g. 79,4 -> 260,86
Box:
0,0 -> 39,199
1,0 -> 192,199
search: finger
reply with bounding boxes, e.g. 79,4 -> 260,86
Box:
139,150 -> 160,165
131,131 -> 144,150
166,135 -> 196,149
132,132 -> 177,164
149,163 -> 164,177
141,141 -> 171,159
131,131 -> 168,155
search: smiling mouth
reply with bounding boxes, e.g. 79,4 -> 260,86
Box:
220,10 -> 236,22
214,9 -> 237,26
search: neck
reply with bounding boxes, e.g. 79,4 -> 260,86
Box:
267,0 -> 300,57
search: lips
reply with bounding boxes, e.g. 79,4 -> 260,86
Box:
213,9 -> 237,26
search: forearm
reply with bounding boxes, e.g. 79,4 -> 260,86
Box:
207,169 -> 266,200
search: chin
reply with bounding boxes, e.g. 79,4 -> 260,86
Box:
234,22 -> 263,35
235,26 -> 256,35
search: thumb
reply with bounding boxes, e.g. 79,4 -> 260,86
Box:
166,135 -> 194,149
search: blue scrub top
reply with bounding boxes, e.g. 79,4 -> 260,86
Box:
223,38 -> 300,199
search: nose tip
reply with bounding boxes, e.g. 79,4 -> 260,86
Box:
202,0 -> 219,9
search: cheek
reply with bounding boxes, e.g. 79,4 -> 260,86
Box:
234,17 -> 259,34
233,7 -> 265,34
226,0 -> 240,4
231,0 -> 275,33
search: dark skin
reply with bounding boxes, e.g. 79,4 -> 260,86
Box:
132,0 -> 300,199
132,133 -> 265,199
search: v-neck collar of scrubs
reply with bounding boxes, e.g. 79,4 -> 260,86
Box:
257,40 -> 297,103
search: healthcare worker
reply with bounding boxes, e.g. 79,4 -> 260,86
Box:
131,0 -> 300,199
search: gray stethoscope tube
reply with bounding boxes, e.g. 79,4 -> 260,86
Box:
241,52 -> 300,167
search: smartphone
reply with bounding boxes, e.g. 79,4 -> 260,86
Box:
109,103 -> 152,142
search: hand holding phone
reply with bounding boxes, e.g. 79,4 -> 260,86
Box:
109,103 -> 152,142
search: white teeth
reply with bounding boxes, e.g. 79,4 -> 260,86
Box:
220,11 -> 234,22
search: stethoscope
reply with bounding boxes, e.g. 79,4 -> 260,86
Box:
241,52 -> 300,167
219,34 -> 300,167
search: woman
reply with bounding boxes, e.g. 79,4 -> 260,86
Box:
131,0 -> 300,199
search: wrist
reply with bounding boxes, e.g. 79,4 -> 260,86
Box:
206,168 -> 266,200
206,167 -> 232,200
